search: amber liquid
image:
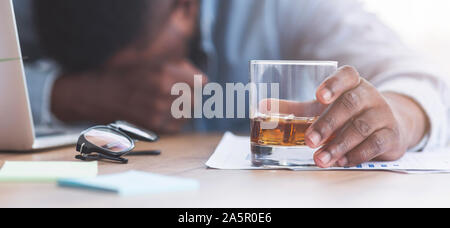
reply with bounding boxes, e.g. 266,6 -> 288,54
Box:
251,115 -> 318,147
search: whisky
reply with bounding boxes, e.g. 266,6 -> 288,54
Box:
250,114 -> 318,166
251,115 -> 317,147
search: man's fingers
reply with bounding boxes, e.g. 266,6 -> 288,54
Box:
336,128 -> 397,167
306,81 -> 373,148
313,109 -> 389,168
131,108 -> 185,133
316,66 -> 361,105
157,63 -> 207,95
129,60 -> 207,95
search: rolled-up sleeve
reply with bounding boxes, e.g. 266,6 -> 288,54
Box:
278,0 -> 450,150
377,76 -> 448,151
24,60 -> 61,126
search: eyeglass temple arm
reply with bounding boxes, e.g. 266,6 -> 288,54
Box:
76,153 -> 128,164
98,154 -> 128,164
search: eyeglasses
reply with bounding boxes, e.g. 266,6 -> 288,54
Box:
75,121 -> 159,164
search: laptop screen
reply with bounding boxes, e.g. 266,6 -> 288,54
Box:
13,0 -> 41,64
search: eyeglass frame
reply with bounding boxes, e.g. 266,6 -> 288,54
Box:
75,122 -> 159,164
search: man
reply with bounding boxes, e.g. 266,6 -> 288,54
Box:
19,0 -> 449,168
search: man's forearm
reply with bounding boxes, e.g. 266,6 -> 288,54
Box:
51,74 -> 103,123
51,75 -> 83,123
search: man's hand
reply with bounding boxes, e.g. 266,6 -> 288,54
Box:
305,66 -> 429,168
51,60 -> 206,133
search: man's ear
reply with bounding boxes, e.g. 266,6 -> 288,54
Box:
170,0 -> 199,38
177,0 -> 198,17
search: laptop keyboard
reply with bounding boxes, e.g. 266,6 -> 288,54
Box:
35,128 -> 67,137
36,130 -> 66,137
35,125 -> 83,138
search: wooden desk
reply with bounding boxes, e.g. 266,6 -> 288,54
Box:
0,133 -> 449,208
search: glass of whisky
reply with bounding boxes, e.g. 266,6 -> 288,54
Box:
250,60 -> 338,167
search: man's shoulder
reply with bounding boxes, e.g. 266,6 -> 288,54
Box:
212,0 -> 312,12
208,0 -> 328,24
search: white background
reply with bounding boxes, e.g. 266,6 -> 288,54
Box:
361,0 -> 450,74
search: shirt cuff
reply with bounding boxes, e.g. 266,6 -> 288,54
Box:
377,77 -> 448,152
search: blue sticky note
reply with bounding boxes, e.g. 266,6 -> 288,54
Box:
58,170 -> 199,196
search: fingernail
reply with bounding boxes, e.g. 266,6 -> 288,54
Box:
338,157 -> 348,167
308,131 -> 322,147
322,89 -> 332,102
318,152 -> 331,165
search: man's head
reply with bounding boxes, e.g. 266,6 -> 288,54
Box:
34,0 -> 199,73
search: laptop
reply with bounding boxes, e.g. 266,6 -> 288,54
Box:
0,0 -> 79,151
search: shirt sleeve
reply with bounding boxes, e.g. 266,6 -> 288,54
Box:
277,0 -> 450,150
24,60 -> 61,126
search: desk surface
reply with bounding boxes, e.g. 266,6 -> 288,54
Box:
0,133 -> 449,208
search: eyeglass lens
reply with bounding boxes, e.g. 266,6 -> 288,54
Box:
84,128 -> 132,153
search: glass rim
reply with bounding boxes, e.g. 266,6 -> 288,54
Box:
251,60 -> 338,66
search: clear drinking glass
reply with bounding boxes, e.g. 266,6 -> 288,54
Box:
250,60 -> 338,167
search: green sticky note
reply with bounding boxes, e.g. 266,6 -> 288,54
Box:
0,161 -> 98,182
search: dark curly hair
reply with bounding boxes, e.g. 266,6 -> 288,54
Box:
33,0 -> 170,73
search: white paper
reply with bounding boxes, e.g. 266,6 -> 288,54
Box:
206,132 -> 450,174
